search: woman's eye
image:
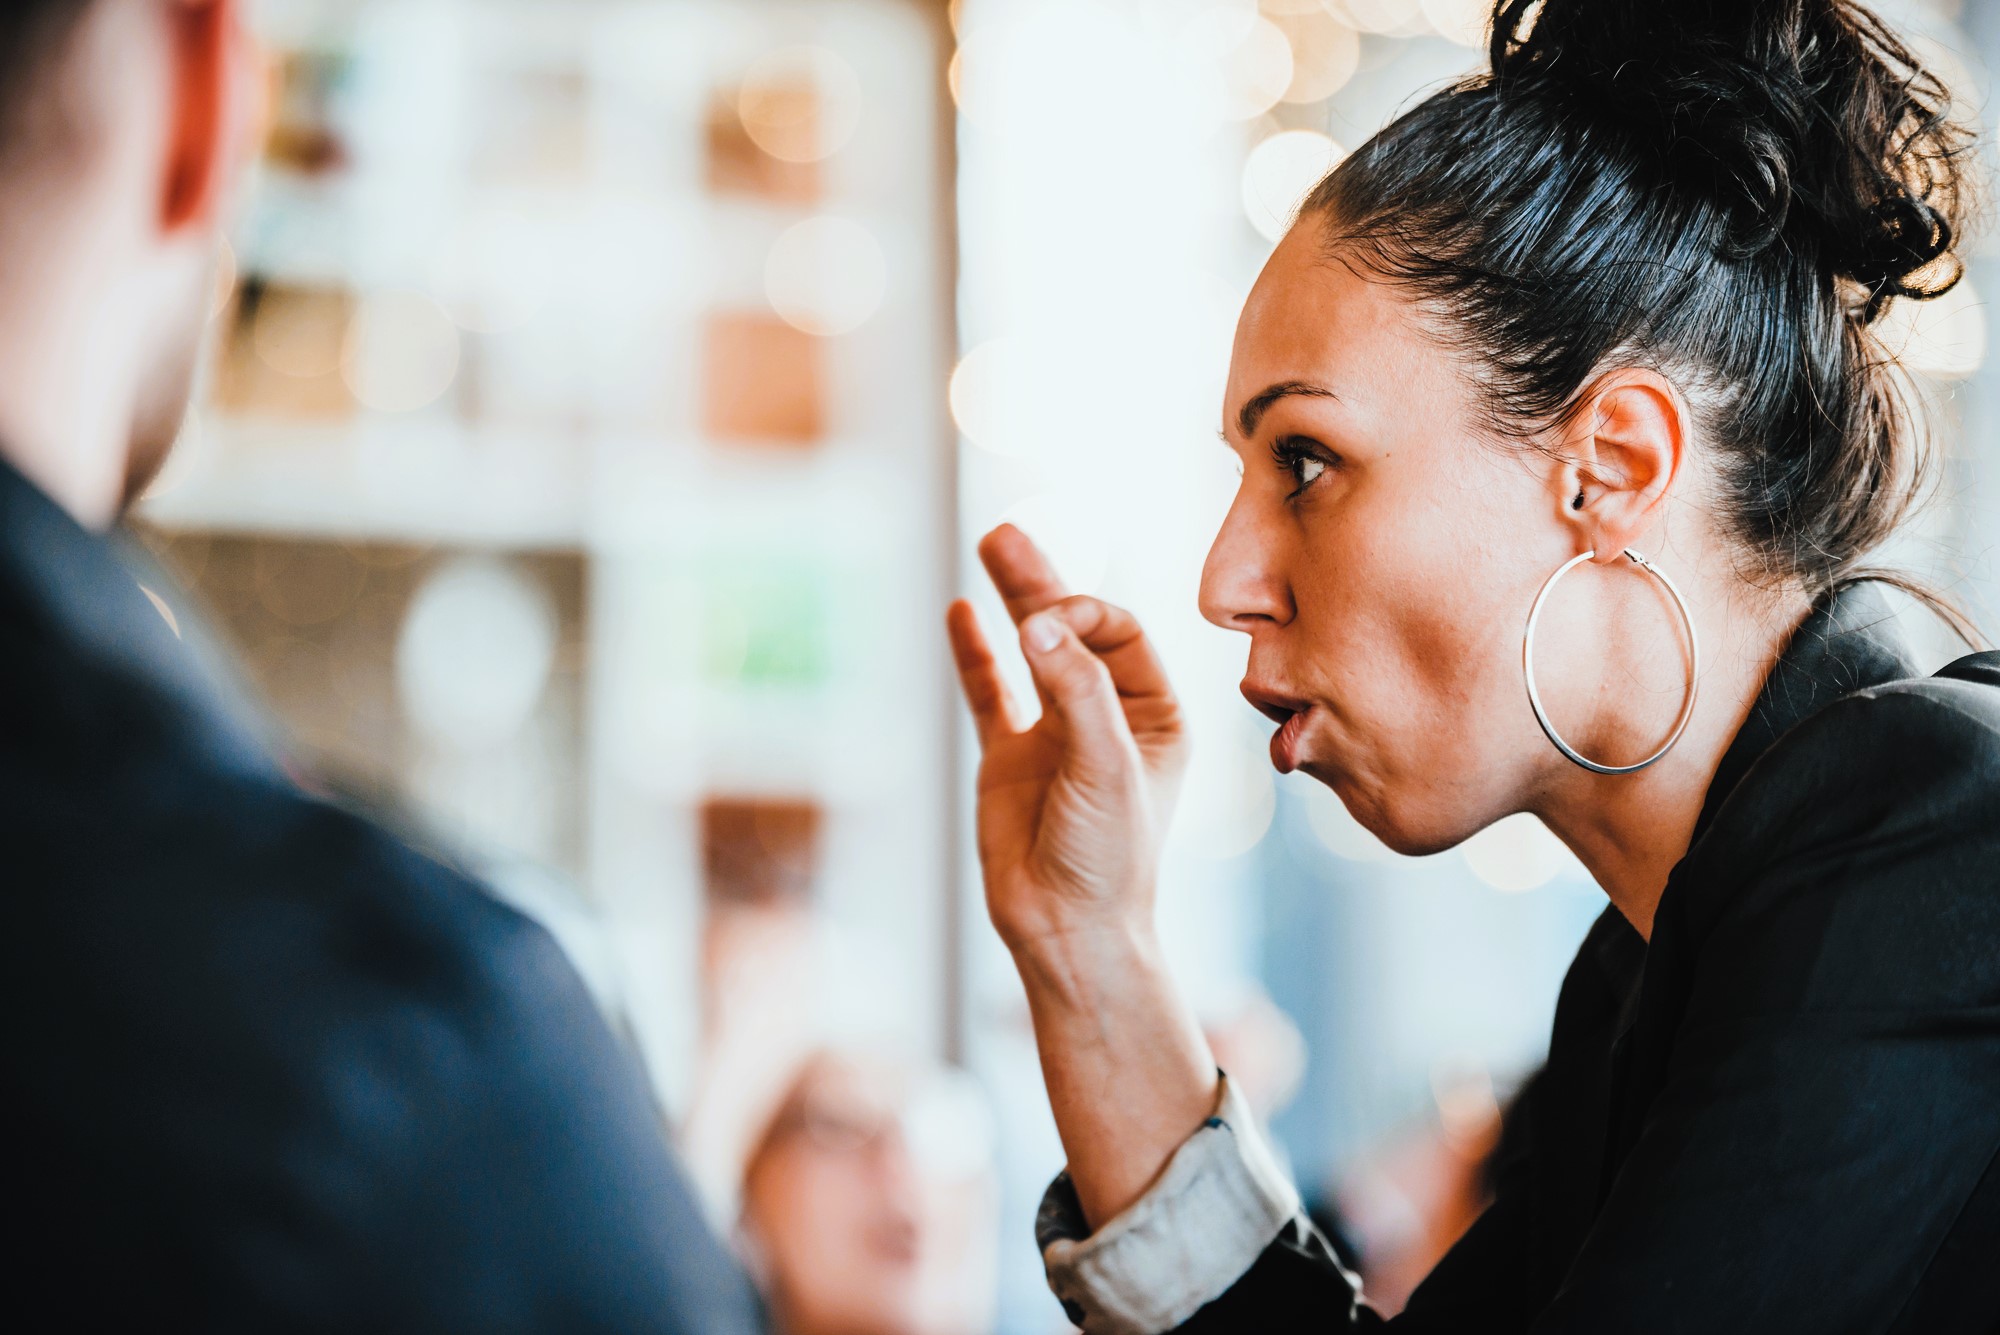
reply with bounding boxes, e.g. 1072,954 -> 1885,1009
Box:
1271,439 -> 1336,496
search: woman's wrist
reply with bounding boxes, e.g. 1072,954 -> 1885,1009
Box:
1007,914 -> 1165,1013
1010,918 -> 1222,1229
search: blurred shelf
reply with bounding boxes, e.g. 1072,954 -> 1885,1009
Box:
173,0 -> 958,1100
143,415 -> 937,555
142,416 -> 589,549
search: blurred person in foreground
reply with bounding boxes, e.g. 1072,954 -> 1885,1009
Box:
687,903 -> 998,1335
3,2 -> 759,1327
738,1051 -> 997,1335
947,0 -> 2000,1329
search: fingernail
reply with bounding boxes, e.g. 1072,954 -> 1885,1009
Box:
1026,614 -> 1063,653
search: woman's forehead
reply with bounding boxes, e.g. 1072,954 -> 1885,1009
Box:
1229,246 -> 1425,409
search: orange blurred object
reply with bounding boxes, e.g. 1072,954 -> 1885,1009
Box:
700,796 -> 823,909
702,312 -> 827,445
705,87 -> 821,203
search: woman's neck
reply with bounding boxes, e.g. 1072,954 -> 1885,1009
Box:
1536,575 -> 1811,940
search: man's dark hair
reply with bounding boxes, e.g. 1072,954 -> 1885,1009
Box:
0,1 -> 96,153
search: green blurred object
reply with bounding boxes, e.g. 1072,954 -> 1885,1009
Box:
700,556 -> 830,689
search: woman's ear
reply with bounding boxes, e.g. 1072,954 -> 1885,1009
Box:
1555,370 -> 1686,565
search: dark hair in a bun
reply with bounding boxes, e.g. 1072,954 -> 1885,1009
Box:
1302,0 -> 1979,622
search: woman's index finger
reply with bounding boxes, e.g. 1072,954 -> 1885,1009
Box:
977,524 -> 1071,627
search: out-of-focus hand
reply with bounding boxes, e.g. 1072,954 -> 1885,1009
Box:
945,524 -> 1189,956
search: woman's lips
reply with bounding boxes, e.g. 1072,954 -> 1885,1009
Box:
1271,708 -> 1309,774
1242,682 -> 1314,774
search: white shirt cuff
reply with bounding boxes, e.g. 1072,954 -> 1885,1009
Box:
1039,1076 -> 1304,1335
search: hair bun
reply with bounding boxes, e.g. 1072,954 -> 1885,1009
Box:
1491,0 -> 1971,317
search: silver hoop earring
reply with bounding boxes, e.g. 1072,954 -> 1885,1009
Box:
1522,549 -> 1700,776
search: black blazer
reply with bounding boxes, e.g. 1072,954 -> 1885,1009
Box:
1182,586 -> 2000,1332
1,458 -> 762,1332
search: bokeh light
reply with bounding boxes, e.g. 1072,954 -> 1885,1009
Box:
1214,14 -> 1295,121
738,45 -> 863,164
342,290 -> 462,414
1333,0 -> 1429,37
764,216 -> 888,337
396,557 -> 557,751
1420,0 -> 1492,48
1458,813 -> 1576,892
1242,128 -> 1344,242
1179,0 -> 1260,49
253,289 -> 350,379
948,337 -> 1029,455
952,3 -> 1144,143
1276,8 -> 1362,104
1295,771 -> 1406,863
1877,276 -> 1989,380
944,25 -> 1008,128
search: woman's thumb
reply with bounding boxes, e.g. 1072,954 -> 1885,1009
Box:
1021,610 -> 1136,768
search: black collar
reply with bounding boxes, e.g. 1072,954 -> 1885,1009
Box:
0,453 -> 279,778
1689,582 -> 1918,845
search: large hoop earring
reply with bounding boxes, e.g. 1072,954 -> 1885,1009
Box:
1522,549 -> 1700,776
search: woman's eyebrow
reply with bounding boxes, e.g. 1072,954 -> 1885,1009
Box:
1236,380 -> 1338,437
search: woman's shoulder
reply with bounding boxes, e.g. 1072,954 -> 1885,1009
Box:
1716,647 -> 2000,841
1673,650 -> 2000,1015
1814,647 -> 1997,765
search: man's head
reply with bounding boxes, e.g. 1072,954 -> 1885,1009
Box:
739,1050 -> 1000,1335
0,0 -> 258,527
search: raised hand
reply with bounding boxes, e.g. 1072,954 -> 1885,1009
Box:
945,524 -> 1189,953
945,524 -> 1216,1228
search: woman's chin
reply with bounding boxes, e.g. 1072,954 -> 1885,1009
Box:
1304,767 -> 1462,858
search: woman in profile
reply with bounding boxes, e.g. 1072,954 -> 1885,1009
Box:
945,0 -> 2000,1329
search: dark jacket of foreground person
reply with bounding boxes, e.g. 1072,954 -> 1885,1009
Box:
2,454 -> 762,1330
1045,585 -> 2000,1331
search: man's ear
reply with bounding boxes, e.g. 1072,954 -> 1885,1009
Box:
1554,369 -> 1686,566
160,0 -> 258,235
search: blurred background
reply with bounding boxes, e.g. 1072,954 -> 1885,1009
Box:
131,0 -> 1998,1331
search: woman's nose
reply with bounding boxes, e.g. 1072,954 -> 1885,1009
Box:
1199,494 -> 1293,632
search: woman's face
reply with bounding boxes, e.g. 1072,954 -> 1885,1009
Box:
1203,225 -> 1583,854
